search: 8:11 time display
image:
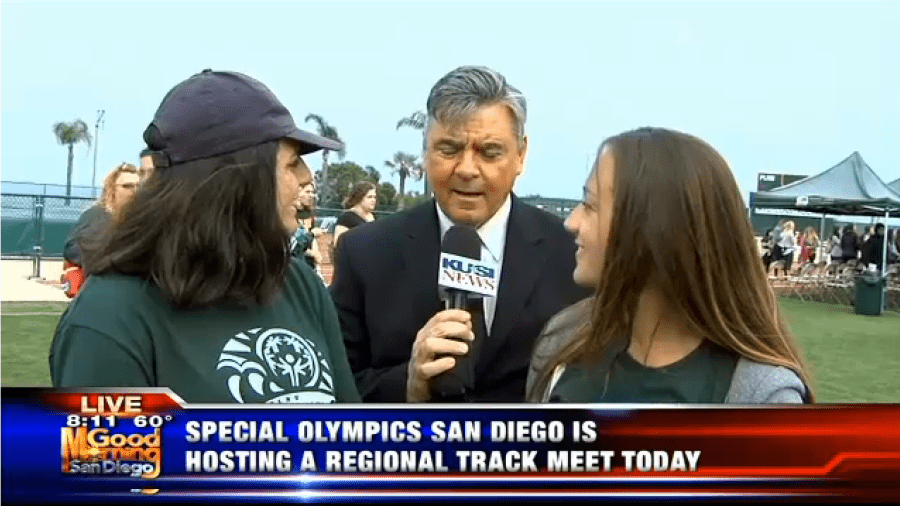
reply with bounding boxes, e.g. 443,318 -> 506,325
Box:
66,414 -> 117,428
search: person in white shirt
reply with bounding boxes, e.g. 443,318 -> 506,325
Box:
779,220 -> 797,272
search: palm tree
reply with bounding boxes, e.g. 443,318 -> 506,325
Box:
384,151 -> 423,210
364,165 -> 381,182
304,114 -> 345,205
52,119 -> 92,204
397,111 -> 431,198
396,110 -> 426,131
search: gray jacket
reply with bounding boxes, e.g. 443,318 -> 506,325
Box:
526,299 -> 809,404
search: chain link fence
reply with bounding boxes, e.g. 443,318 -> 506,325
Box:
1,190 -> 399,279
1,181 -> 101,198
2,193 -> 96,255
2,193 -> 96,279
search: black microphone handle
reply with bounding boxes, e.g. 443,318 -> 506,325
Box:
429,290 -> 477,400
446,290 -> 468,310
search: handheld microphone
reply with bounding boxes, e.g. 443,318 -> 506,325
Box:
431,225 -> 499,400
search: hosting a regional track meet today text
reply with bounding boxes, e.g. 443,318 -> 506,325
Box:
181,419 -> 701,473
61,393 -> 702,475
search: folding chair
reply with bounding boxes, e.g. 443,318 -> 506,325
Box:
813,263 -> 836,304
884,267 -> 900,312
820,263 -> 848,305
833,266 -> 859,306
802,262 -> 827,302
793,263 -> 820,302
767,261 -> 790,296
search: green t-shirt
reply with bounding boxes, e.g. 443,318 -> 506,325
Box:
550,339 -> 738,403
50,260 -> 360,404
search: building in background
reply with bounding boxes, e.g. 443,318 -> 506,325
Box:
757,173 -> 809,192
751,173 -> 812,235
520,196 -> 580,219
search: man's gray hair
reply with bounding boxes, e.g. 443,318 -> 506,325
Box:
425,65 -> 527,150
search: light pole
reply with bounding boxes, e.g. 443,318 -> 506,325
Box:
91,110 -> 105,197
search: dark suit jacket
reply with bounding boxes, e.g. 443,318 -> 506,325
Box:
329,196 -> 588,402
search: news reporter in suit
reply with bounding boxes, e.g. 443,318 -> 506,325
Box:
330,65 -> 588,402
50,70 -> 360,404
527,128 -> 814,404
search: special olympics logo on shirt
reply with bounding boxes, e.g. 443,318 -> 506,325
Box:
217,328 -> 335,403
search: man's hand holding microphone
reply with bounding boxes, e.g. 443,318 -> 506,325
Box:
406,225 -> 498,402
407,309 -> 474,402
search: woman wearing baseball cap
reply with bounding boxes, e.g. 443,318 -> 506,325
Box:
49,70 -> 360,404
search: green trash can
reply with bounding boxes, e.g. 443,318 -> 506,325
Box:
854,273 -> 885,316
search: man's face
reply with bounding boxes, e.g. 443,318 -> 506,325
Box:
139,155 -> 154,182
424,103 -> 527,228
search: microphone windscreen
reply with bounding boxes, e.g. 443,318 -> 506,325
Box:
441,225 -> 481,260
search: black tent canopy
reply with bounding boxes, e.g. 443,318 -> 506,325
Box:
750,152 -> 900,217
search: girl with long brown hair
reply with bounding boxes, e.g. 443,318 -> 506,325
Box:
800,226 -> 819,265
332,181 -> 377,247
527,127 -> 813,404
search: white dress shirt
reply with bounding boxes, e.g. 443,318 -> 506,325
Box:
436,196 -> 512,334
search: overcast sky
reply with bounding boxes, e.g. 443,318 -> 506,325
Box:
2,0 -> 898,204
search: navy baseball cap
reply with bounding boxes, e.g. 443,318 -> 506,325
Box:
143,69 -> 343,168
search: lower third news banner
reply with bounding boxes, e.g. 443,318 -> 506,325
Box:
2,388 -> 899,503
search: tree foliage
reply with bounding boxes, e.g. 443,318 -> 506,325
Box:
396,110 -> 426,131
364,165 -> 381,182
52,119 -> 92,202
53,120 -> 92,148
316,161 -> 398,211
376,182 -> 398,212
384,151 -> 423,210
399,190 -> 429,209
304,113 -> 345,204
396,110 -> 431,198
303,113 -> 346,159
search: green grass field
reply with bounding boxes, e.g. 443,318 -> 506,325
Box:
2,299 -> 897,402
776,298 -> 899,403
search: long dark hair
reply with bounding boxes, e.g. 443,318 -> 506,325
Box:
531,127 -> 814,400
84,141 -> 291,309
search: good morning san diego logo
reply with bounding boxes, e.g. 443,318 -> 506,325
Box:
61,394 -> 166,479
